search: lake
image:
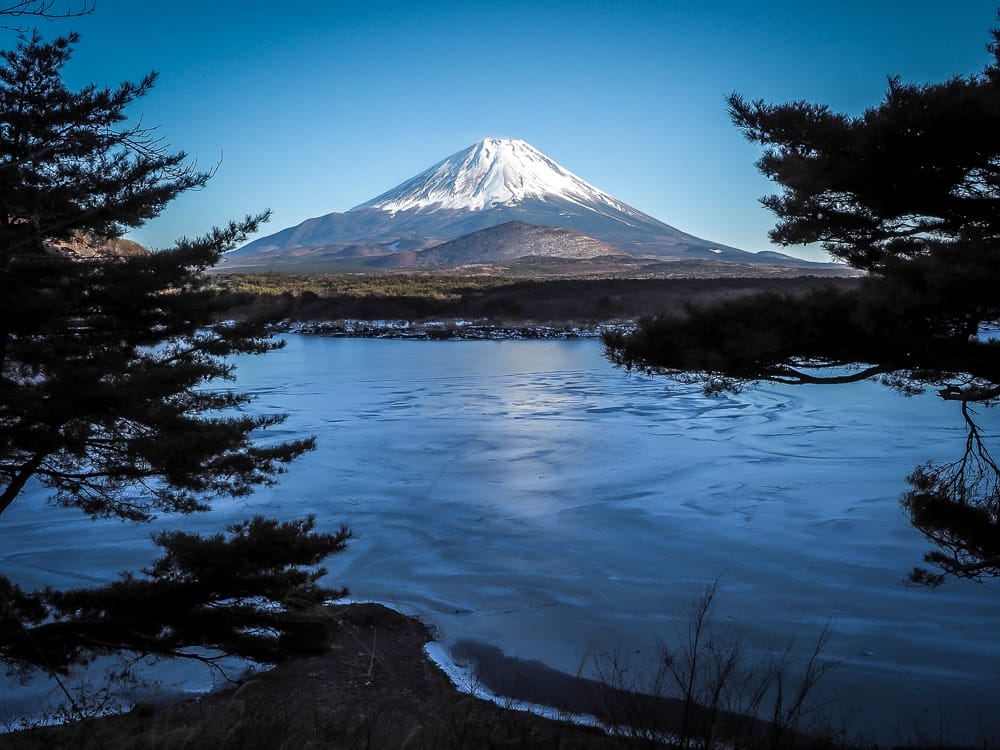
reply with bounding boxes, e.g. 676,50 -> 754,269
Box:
2,335 -> 998,741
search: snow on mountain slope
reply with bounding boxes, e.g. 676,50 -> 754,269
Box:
352,138 -> 643,220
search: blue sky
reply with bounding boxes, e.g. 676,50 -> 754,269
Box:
19,0 -> 1000,261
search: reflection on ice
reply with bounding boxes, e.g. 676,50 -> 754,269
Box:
1,337 -> 998,740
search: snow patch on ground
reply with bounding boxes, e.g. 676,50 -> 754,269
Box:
424,641 -> 607,730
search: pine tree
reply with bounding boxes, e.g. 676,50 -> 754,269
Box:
1,516 -> 352,674
0,30 -> 313,519
604,18 -> 1000,583
0,31 -> 349,672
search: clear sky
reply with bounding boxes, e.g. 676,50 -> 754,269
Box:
15,0 -> 1000,261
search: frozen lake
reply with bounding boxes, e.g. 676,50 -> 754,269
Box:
2,336 -> 999,740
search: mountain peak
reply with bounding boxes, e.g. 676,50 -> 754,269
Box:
350,138 -> 636,216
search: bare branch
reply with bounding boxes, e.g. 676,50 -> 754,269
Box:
0,1 -> 95,31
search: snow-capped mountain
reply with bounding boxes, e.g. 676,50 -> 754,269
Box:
354,138 -> 643,216
225,138 -> 814,270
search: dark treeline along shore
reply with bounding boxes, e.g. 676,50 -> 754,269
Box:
210,273 -> 862,329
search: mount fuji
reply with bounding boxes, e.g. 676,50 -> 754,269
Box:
223,138 -> 815,271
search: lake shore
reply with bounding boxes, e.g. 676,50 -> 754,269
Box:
2,603 -> 648,749
214,273 -> 862,335
3,602 -> 814,749
279,318 -> 632,340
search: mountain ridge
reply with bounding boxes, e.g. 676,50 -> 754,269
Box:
372,221 -> 628,269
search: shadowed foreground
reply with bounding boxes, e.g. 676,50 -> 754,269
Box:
3,604 -> 635,749
3,604 -> 838,750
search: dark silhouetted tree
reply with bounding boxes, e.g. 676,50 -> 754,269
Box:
902,402 -> 1000,585
604,17 -> 1000,584
1,516 -> 351,675
0,31 -> 349,674
0,30 -> 314,520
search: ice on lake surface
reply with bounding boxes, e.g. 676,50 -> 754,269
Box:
2,336 -> 998,740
